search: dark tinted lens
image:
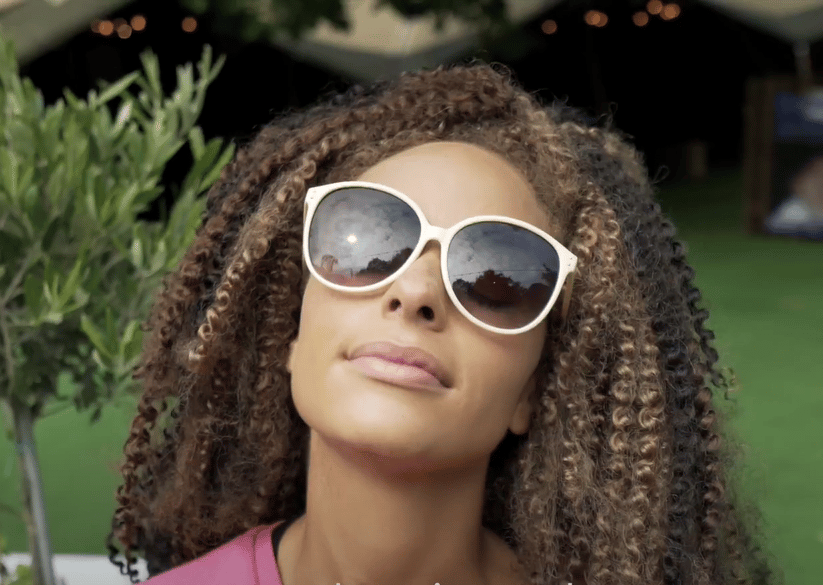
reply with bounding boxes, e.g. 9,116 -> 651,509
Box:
447,222 -> 560,329
308,187 -> 420,287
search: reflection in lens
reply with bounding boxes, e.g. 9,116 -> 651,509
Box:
309,187 -> 420,287
448,222 -> 559,329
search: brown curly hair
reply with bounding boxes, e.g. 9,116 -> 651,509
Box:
107,63 -> 774,585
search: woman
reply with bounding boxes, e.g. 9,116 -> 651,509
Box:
108,64 -> 774,585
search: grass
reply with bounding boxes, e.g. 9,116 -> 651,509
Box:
1,169 -> 821,583
655,170 -> 823,584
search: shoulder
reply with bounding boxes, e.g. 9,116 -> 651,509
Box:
143,523 -> 283,585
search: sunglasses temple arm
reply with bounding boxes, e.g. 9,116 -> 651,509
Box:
559,274 -> 574,323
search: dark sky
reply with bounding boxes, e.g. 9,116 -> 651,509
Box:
19,0 -> 820,190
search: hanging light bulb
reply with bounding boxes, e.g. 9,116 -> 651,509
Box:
541,19 -> 557,35
98,20 -> 114,36
661,3 -> 681,20
182,16 -> 198,33
585,10 -> 607,26
131,15 -> 146,31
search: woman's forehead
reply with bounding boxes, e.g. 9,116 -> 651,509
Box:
355,141 -> 554,233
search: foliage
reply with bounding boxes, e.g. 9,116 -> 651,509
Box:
0,35 -> 234,422
179,0 -> 511,42
0,533 -> 33,585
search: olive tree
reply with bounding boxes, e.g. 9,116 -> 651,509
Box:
0,34 -> 233,585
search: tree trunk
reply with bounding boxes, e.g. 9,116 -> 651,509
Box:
9,400 -> 56,585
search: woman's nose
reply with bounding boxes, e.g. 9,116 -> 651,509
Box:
381,243 -> 449,331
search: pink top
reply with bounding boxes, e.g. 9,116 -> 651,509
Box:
144,522 -> 285,584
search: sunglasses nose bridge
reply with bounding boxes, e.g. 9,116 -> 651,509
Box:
418,224 -> 449,250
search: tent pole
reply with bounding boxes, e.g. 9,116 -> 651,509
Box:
793,41 -> 813,93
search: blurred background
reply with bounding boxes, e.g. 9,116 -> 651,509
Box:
0,0 -> 821,584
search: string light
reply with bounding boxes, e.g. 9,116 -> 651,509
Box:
98,20 -> 114,36
584,10 -> 608,27
131,15 -> 146,31
632,11 -> 649,26
541,19 -> 557,35
661,3 -> 681,20
182,16 -> 198,33
117,23 -> 132,39
91,19 -> 101,33
646,0 -> 663,15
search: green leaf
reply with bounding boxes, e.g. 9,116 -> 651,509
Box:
84,185 -> 98,224
26,186 -> 48,233
65,287 -> 90,313
41,257 -> 57,307
45,162 -> 68,210
62,88 -> 83,111
23,273 -> 43,317
188,126 -> 206,160
131,185 -> 163,215
41,215 -> 61,251
200,140 -> 235,191
41,310 -> 63,325
80,314 -> 113,361
114,100 -> 133,131
148,240 -> 168,275
130,227 -> 144,269
174,62 -> 195,129
0,148 -> 18,201
95,70 -> 140,106
139,51 -> 163,103
40,100 -> 65,148
119,320 -> 144,364
108,234 -> 129,258
105,304 -> 117,343
56,246 -> 89,309
15,162 -> 34,200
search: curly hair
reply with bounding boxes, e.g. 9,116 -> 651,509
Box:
107,63 -> 774,585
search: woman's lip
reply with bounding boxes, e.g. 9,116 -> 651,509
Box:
348,341 -> 451,387
348,356 -> 447,390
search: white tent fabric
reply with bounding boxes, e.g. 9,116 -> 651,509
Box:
0,0 -> 131,63
700,0 -> 823,42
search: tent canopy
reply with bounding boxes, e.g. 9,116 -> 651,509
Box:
0,0 -> 130,64
700,0 -> 823,43
272,0 -> 560,80
273,0 -> 823,79
0,0 -> 821,75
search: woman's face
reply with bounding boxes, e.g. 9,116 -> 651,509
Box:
288,141 -> 554,472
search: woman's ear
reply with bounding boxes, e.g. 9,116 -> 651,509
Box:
508,373 -> 536,435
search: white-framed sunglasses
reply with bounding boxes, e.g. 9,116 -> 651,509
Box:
303,181 -> 578,335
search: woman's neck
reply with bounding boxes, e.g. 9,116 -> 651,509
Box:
277,431 -> 525,585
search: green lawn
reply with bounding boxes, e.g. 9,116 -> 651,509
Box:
655,170 -> 823,585
1,170 -> 821,584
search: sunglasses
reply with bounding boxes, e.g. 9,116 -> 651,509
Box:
303,182 -> 578,335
